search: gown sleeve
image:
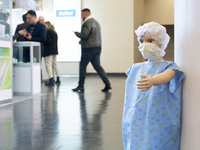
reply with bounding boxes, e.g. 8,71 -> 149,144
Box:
125,65 -> 133,76
165,62 -> 185,93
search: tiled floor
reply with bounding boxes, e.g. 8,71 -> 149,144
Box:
0,75 -> 126,150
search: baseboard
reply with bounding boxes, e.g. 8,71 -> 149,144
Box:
86,73 -> 126,76
42,73 -> 126,81
0,99 -> 12,104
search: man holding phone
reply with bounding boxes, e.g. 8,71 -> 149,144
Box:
24,10 -> 46,58
73,8 -> 112,92
24,10 -> 47,83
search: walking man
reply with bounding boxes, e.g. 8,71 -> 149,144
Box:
73,8 -> 112,92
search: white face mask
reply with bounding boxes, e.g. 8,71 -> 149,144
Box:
138,43 -> 163,60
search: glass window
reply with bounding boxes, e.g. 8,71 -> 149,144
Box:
13,0 -> 43,10
13,46 -> 40,64
33,46 -> 40,63
0,0 -> 11,39
13,46 -> 30,63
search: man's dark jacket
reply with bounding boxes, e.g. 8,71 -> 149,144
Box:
75,18 -> 101,48
14,22 -> 29,41
25,21 -> 46,57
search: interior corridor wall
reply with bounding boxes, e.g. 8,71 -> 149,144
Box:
42,0 -> 53,11
134,0 -> 145,63
40,0 -> 174,73
144,0 -> 174,25
175,1 -> 200,149
81,0 -> 134,73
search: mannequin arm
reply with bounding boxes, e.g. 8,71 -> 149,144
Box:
137,69 -> 178,91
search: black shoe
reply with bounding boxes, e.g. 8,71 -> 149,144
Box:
45,78 -> 55,86
45,78 -> 55,84
56,77 -> 61,84
72,86 -> 84,92
101,85 -> 112,92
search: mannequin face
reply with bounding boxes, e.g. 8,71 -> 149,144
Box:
139,36 -> 163,61
139,36 -> 161,48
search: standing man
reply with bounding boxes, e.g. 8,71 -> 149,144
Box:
14,14 -> 29,62
14,14 -> 29,41
24,10 -> 47,82
38,16 -> 45,24
73,8 -> 112,92
39,16 -> 55,29
24,10 -> 46,59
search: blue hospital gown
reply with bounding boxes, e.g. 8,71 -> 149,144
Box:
122,61 -> 184,150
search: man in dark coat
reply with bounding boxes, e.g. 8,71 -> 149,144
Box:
73,8 -> 112,92
14,14 -> 29,41
24,10 -> 46,57
24,10 -> 47,82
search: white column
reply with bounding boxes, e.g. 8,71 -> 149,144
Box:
175,1 -> 200,149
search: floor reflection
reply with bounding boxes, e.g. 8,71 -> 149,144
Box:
0,76 -> 125,149
78,92 -> 112,149
41,85 -> 59,149
0,105 -> 13,150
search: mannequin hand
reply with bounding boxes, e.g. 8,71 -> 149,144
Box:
137,74 -> 154,91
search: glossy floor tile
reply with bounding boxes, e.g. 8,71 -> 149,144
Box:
0,75 -> 126,150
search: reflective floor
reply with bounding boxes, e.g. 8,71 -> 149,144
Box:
0,75 -> 126,150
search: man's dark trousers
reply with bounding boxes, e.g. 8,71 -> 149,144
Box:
78,47 -> 110,87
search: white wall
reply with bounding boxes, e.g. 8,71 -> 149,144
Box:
42,0 -> 53,11
82,0 -> 134,73
175,1 -> 200,149
144,0 -> 174,25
